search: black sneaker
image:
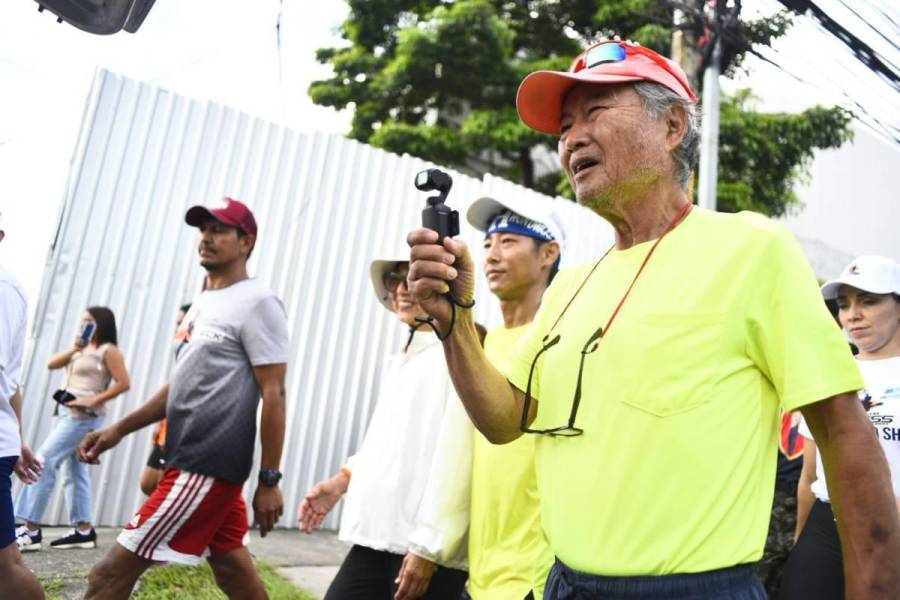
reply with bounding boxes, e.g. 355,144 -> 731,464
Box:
50,528 -> 97,549
15,526 -> 42,552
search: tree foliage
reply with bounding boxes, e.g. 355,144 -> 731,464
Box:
310,0 -> 853,217
717,91 -> 852,216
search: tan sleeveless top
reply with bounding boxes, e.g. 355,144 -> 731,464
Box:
64,343 -> 113,417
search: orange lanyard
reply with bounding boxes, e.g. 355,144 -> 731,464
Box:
549,202 -> 694,338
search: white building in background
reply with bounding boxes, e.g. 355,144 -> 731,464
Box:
783,126 -> 900,277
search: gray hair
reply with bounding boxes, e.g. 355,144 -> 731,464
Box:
633,82 -> 700,189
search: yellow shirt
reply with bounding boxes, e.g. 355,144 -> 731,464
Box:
504,208 -> 862,576
468,325 -> 554,599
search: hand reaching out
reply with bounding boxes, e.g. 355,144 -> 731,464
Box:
78,426 -> 123,464
297,472 -> 349,534
14,443 -> 43,484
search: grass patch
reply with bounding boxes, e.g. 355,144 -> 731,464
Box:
37,577 -> 67,600
132,561 -> 315,600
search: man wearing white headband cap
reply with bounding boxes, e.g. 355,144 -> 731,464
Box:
463,197 -> 561,600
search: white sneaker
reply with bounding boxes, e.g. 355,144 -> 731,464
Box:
15,527 -> 42,552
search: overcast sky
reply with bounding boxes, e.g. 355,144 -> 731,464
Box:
0,0 -> 897,310
0,0 -> 350,308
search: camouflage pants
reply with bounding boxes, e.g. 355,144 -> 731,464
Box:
756,484 -> 797,598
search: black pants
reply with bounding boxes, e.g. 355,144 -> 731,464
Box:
778,499 -> 843,600
325,544 -> 468,600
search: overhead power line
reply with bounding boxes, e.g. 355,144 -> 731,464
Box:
276,0 -> 285,88
869,0 -> 900,33
835,0 -> 900,67
777,0 -> 900,93
749,45 -> 900,145
696,2 -> 900,146
655,0 -> 900,146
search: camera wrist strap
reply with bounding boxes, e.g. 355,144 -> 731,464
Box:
415,290 -> 475,342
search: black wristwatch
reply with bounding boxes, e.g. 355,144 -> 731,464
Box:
258,468 -> 282,487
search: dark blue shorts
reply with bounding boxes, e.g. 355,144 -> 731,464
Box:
545,559 -> 767,600
0,456 -> 18,549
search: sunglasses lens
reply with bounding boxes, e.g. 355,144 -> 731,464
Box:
384,274 -> 402,290
584,43 -> 626,69
560,428 -> 584,437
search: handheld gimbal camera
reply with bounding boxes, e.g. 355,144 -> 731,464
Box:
416,168 -> 459,243
411,167 -> 472,340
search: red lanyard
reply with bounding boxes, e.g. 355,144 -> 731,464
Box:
548,202 -> 694,338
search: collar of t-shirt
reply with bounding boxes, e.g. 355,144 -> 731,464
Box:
406,329 -> 439,354
856,356 -> 900,381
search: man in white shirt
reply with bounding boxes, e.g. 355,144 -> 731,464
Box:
0,224 -> 46,599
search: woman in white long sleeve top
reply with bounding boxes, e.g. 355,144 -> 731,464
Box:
298,257 -> 473,600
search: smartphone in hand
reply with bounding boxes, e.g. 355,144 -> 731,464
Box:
79,321 -> 96,347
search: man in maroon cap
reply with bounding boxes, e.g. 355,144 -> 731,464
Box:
407,40 -> 899,598
79,197 -> 290,600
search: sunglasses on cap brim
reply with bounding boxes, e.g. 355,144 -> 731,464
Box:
569,40 -> 693,99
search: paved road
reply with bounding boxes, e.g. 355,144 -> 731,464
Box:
23,527 -> 348,599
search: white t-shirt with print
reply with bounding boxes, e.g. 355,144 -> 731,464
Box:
801,356 -> 900,502
0,267 -> 27,457
165,278 -> 290,483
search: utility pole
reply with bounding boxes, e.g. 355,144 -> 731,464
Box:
697,35 -> 722,211
671,7 -> 702,94
672,0 -> 731,211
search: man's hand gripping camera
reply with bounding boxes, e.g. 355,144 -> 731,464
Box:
415,168 -> 474,340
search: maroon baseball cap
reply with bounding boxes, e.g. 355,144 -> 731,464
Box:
185,197 -> 258,236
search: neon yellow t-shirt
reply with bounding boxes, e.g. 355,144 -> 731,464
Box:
504,207 -> 862,576
468,325 -> 554,599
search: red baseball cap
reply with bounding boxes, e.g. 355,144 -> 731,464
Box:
185,197 -> 258,237
516,40 -> 698,135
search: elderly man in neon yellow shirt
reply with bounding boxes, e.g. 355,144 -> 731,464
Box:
407,39 -> 900,600
464,196 -> 564,600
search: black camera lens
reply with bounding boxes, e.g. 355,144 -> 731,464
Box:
415,168 -> 452,193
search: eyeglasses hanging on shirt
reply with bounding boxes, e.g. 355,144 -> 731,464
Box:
520,202 -> 693,437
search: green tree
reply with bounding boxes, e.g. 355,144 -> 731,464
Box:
309,0 -> 852,217
718,91 -> 852,215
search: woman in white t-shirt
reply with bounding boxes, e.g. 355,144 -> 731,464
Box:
14,307 -> 130,552
779,255 -> 900,600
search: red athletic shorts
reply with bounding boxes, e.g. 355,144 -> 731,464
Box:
117,468 -> 249,565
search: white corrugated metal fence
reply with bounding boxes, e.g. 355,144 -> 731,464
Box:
18,69 -> 613,529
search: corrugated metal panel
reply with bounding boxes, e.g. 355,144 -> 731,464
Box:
18,69 -> 613,529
